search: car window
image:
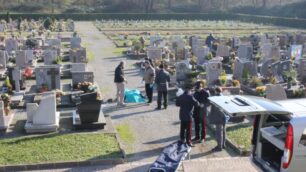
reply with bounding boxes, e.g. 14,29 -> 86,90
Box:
299,128 -> 306,146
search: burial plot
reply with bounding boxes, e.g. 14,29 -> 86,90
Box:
260,59 -> 274,78
232,37 -> 241,48
261,43 -> 272,61
69,48 -> 87,63
216,45 -> 230,57
71,63 -> 87,73
72,72 -> 94,87
270,60 -> 291,83
266,84 -> 287,101
238,44 -> 253,61
25,92 -> 60,133
206,62 -> 222,87
35,66 -> 61,91
271,46 -> 281,61
233,60 -> 257,82
43,50 -> 58,65
70,37 -> 81,49
0,101 -> 15,132
147,47 -> 162,60
73,92 -> 105,130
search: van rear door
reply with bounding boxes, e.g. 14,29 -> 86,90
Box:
208,95 -> 290,117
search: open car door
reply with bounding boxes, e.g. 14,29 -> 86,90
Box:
208,95 -> 290,117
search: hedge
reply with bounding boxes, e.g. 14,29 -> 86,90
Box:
1,13 -> 306,29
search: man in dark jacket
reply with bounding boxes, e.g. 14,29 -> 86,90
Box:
155,64 -> 170,110
192,81 -> 210,143
176,86 -> 201,147
114,61 -> 127,106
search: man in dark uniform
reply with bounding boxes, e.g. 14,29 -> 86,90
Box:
176,86 -> 201,147
192,81 -> 210,143
155,64 -> 170,110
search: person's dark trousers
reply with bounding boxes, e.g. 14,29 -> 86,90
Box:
157,91 -> 168,108
145,84 -> 153,103
180,121 -> 192,144
194,114 -> 207,140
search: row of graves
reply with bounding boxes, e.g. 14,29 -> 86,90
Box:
0,29 -> 106,135
145,32 -> 306,99
0,19 -> 75,33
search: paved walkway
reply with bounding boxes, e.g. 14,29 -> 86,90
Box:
32,22 -> 238,172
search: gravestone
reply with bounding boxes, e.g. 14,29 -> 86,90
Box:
266,84 -> 287,101
232,37 -> 241,48
72,72 -> 94,86
15,51 -> 27,68
206,62 -> 222,87
5,38 -> 18,54
176,62 -> 190,82
150,35 -> 162,46
233,60 -> 257,81
0,101 -> 14,131
270,60 -> 291,83
70,37 -> 81,49
291,45 -> 303,64
12,67 -> 22,92
69,48 -> 87,63
261,43 -> 272,60
238,44 -> 253,61
271,46 -> 281,61
147,46 -> 162,60
71,63 -> 87,73
296,34 -> 305,45
35,66 -> 61,90
46,38 -> 61,48
195,46 -> 210,65
298,59 -> 306,83
73,92 -> 106,130
25,92 -> 60,133
260,35 -> 270,44
43,50 -> 58,65
279,35 -> 288,48
260,59 -> 274,78
216,45 -> 230,57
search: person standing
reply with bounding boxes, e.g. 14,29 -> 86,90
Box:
155,64 -> 170,110
176,86 -> 201,147
209,87 -> 227,151
143,61 -> 155,104
114,61 -> 127,106
192,81 -> 210,143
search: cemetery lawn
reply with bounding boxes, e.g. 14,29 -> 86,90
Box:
0,133 -> 122,165
116,124 -> 135,154
226,124 -> 253,152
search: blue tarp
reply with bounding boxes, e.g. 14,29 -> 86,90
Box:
124,88 -> 146,103
149,141 -> 191,172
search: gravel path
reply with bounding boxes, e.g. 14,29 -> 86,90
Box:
33,22 -> 238,172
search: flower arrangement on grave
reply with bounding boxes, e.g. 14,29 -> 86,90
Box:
293,88 -> 305,98
189,55 -> 197,70
219,70 -> 227,86
2,77 -> 12,94
38,84 -> 48,93
54,56 -> 62,64
205,52 -> 213,61
232,80 -> 240,87
1,93 -> 10,116
256,86 -> 266,97
77,82 -> 97,93
255,52 -> 262,62
249,76 -> 263,88
269,76 -> 277,84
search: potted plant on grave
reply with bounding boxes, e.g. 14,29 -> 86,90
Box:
205,52 -> 213,61
219,70 -> 227,86
232,80 -> 240,87
256,86 -> 267,97
242,68 -> 251,85
54,56 -> 62,64
250,76 -> 263,88
2,77 -> 13,95
1,93 -> 10,116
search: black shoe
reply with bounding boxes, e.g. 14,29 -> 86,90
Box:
187,143 -> 195,147
212,146 -> 222,152
164,106 -> 167,109
155,107 -> 161,110
147,100 -> 152,104
179,139 -> 186,144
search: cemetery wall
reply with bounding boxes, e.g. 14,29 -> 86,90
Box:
2,13 -> 306,28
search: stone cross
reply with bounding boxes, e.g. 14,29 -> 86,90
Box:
47,68 -> 59,90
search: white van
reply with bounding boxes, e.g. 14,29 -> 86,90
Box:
209,95 -> 306,172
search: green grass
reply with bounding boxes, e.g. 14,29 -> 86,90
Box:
116,124 -> 135,154
0,133 -> 121,165
226,124 -> 253,152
